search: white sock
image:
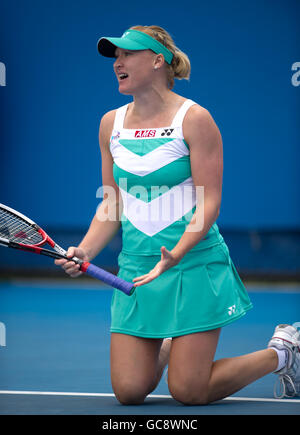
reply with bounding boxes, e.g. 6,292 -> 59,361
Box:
270,347 -> 288,372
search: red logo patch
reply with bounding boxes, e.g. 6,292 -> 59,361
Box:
134,129 -> 156,138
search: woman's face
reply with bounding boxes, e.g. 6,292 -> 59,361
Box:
113,48 -> 159,95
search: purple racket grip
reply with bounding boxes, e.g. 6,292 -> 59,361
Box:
82,262 -> 135,296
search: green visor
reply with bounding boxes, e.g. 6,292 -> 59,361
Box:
97,29 -> 173,64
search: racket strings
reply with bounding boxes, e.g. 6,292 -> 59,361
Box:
0,208 -> 43,245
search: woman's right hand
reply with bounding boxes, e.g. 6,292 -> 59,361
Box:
54,246 -> 89,278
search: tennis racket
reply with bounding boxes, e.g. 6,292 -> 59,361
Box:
0,203 -> 135,296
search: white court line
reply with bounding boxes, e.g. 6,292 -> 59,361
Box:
0,390 -> 299,404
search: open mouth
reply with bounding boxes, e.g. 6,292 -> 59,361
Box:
118,73 -> 128,81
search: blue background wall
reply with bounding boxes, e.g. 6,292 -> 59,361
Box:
1,0 -> 299,274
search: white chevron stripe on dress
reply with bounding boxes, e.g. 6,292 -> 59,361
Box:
110,137 -> 190,177
119,177 -> 201,236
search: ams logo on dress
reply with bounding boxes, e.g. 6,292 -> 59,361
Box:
134,130 -> 156,138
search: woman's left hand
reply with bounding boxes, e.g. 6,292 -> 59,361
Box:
133,246 -> 181,287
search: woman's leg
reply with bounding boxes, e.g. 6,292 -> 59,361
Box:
206,349 -> 277,403
167,329 -> 278,405
110,333 -> 169,405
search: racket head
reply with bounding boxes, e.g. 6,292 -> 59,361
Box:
0,203 -> 48,248
0,204 -> 135,295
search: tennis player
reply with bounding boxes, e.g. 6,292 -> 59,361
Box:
55,25 -> 299,404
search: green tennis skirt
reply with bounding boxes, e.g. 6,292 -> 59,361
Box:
110,242 -> 253,338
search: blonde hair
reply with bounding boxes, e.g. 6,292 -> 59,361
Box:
130,25 -> 191,90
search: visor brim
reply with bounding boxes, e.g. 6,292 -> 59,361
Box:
97,37 -> 146,57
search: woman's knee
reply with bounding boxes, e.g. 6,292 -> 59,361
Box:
110,334 -> 162,405
168,377 -> 209,406
113,380 -> 152,405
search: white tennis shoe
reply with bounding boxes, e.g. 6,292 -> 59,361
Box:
268,324 -> 300,399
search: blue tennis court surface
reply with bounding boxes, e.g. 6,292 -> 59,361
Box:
0,279 -> 299,415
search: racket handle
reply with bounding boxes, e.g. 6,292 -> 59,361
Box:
81,262 -> 135,296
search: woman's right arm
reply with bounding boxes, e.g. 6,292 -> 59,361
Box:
55,110 -> 122,277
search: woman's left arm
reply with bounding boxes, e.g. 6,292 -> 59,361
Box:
170,105 -> 223,262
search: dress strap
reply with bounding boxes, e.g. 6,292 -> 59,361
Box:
171,99 -> 197,127
113,104 -> 128,131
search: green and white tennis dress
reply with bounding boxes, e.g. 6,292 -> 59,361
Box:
110,99 -> 252,338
